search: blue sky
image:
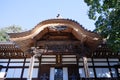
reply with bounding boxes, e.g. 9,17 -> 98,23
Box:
0,0 -> 96,31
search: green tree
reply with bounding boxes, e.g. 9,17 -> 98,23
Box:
84,0 -> 120,52
0,25 -> 23,41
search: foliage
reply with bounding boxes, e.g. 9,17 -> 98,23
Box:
0,25 -> 23,41
84,0 -> 120,52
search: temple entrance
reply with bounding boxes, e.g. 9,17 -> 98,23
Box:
54,68 -> 63,80
50,67 -> 68,80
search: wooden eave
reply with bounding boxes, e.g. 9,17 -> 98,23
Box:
0,42 -> 119,58
8,18 -> 102,52
0,42 -> 31,58
89,43 -> 120,58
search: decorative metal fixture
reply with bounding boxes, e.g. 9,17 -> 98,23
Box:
49,26 -> 67,31
30,47 -> 42,57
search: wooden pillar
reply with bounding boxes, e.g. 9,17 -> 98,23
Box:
76,55 -> 80,80
83,56 -> 89,78
27,55 -> 35,80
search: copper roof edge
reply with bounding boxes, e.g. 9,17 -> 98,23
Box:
8,18 -> 101,39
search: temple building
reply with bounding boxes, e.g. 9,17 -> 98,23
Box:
0,18 -> 120,80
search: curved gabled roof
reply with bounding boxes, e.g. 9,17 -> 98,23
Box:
8,18 -> 102,52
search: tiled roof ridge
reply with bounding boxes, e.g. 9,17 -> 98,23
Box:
8,30 -> 31,38
0,41 -> 15,44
